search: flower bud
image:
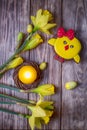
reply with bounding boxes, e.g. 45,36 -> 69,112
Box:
30,84 -> 55,96
17,32 -> 24,41
27,24 -> 33,33
39,62 -> 47,70
65,81 -> 77,90
6,57 -> 23,69
23,34 -> 43,51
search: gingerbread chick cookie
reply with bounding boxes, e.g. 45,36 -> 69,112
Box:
48,27 -> 82,63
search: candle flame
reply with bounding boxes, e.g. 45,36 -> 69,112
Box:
24,72 -> 31,79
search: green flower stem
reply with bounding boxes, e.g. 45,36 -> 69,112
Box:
21,88 -> 35,93
0,108 -> 30,118
0,93 -> 33,105
0,101 -> 16,104
0,67 -> 8,78
20,90 -> 30,93
0,84 -> 21,92
15,32 -> 33,54
0,30 -> 36,70
0,53 -> 16,70
0,84 -> 36,104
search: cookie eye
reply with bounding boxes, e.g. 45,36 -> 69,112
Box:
70,45 -> 74,48
63,41 -> 67,44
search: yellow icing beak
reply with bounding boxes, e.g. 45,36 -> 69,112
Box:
48,38 -> 56,46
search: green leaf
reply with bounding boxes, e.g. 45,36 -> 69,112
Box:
0,108 -> 22,116
0,108 -> 30,119
0,84 -> 20,92
0,101 -> 16,104
0,93 -> 31,105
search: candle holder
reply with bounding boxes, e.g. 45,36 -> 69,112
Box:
13,61 -> 42,90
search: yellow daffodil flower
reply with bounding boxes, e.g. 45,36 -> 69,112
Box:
29,110 -> 53,130
31,9 -> 56,34
36,100 -> 54,124
28,105 -> 46,130
30,84 -> 55,97
28,101 -> 54,130
23,33 -> 43,51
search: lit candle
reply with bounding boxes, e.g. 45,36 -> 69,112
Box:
18,65 -> 37,84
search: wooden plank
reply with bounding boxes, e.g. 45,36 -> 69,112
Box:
0,0 -> 30,129
61,0 -> 87,130
0,0 -> 62,129
29,0 -> 62,129
0,0 -> 87,130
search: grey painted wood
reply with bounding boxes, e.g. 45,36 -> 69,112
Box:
62,0 -> 87,130
0,0 -> 87,130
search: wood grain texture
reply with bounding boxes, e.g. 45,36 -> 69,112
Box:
0,0 -> 87,130
62,0 -> 87,130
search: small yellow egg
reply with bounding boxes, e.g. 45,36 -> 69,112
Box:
65,81 -> 77,90
18,65 -> 37,84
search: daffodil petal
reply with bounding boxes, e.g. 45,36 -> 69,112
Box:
43,23 -> 56,30
31,16 -> 36,25
40,29 -> 51,34
36,15 -> 49,27
43,10 -> 53,21
45,110 -> 53,117
36,9 -> 42,19
41,110 -> 53,124
37,101 -> 54,110
29,116 -> 35,130
35,117 -> 42,129
28,106 -> 46,117
42,116 -> 50,124
37,101 -> 53,107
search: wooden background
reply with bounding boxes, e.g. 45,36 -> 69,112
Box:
0,0 -> 87,129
